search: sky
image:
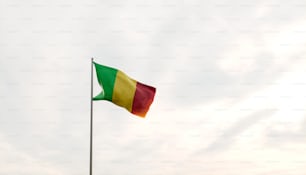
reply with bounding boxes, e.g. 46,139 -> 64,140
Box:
0,0 -> 306,174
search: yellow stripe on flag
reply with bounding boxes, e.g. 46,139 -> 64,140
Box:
112,70 -> 137,112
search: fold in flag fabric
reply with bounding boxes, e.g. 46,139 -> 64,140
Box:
93,62 -> 156,117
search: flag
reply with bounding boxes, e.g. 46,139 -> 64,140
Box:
93,62 -> 156,117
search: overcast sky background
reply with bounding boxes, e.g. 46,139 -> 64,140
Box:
1,0 -> 306,174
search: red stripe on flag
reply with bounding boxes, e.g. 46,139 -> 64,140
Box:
132,82 -> 156,117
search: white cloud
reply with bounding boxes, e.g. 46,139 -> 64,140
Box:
0,134 -> 65,174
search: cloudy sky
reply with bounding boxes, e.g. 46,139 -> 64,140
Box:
1,0 -> 306,174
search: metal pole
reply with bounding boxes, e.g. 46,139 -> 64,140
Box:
89,57 -> 94,175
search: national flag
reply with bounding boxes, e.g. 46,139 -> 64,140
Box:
93,62 -> 156,117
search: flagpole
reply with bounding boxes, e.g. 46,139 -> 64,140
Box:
89,57 -> 94,175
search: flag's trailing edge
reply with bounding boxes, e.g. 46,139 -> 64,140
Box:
93,62 -> 156,117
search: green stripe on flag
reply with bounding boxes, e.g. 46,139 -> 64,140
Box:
93,62 -> 118,101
